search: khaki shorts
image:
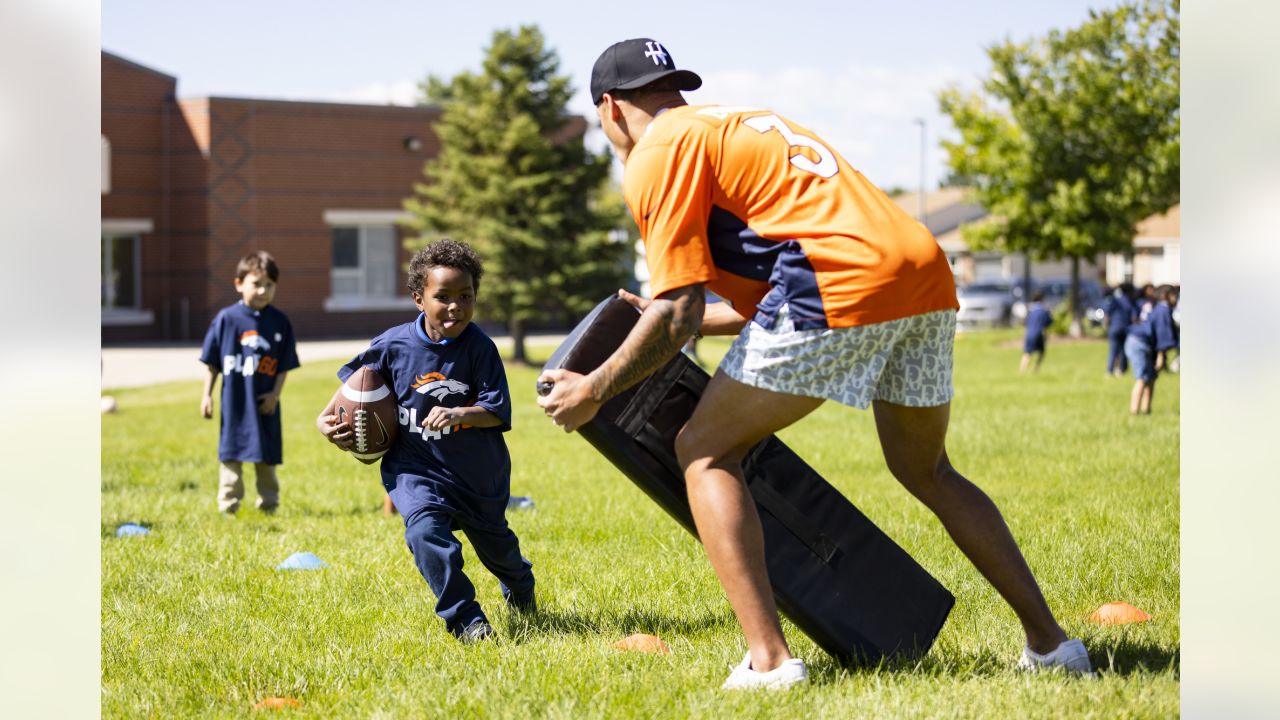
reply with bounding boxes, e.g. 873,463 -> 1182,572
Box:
719,305 -> 955,409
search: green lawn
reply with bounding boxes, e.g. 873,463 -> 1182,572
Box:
102,329 -> 1179,718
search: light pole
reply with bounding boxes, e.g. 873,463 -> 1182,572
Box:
914,117 -> 927,227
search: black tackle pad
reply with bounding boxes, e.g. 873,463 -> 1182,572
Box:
541,295 -> 954,664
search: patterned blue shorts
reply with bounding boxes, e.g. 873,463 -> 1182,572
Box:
719,306 -> 956,409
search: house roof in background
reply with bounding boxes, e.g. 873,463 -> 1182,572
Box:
892,187 -> 987,252
1136,204 -> 1180,240
892,189 -> 1180,253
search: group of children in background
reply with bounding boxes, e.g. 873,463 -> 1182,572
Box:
1020,280 -> 1180,415
1108,282 -> 1181,415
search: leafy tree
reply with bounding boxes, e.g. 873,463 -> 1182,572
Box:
403,25 -> 630,363
939,0 -> 1179,334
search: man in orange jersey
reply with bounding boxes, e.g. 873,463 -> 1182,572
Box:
538,38 -> 1092,688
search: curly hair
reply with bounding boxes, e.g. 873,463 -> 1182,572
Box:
407,239 -> 484,295
236,250 -> 279,282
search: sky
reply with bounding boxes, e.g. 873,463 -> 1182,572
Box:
102,0 -> 1112,192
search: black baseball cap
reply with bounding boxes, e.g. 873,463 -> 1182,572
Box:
590,38 -> 702,106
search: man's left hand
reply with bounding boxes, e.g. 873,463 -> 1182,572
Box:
536,368 -> 602,433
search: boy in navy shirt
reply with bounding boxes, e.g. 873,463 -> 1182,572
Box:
200,251 -> 300,514
317,240 -> 535,643
1019,291 -> 1052,374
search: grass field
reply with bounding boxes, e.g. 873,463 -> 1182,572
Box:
102,329 -> 1179,718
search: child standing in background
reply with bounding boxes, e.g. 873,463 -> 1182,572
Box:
1103,283 -> 1136,377
1019,291 -> 1052,374
200,251 -> 300,515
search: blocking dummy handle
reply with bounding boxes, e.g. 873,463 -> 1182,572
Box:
536,380 -> 554,397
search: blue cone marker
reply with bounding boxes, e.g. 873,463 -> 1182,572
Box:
276,551 -> 329,570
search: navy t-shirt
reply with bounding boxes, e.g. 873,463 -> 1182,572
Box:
1024,303 -> 1052,339
1103,294 -> 1135,335
200,302 -> 300,464
1138,298 -> 1155,322
1127,317 -> 1155,346
1150,302 -> 1179,352
338,317 -> 512,521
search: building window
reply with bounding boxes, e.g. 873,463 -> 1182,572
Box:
330,224 -> 398,300
101,218 -> 155,326
101,135 -> 111,195
102,233 -> 140,310
321,209 -> 413,312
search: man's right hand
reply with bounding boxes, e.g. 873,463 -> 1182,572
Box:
536,368 -> 603,434
317,413 -> 355,451
200,396 -> 213,419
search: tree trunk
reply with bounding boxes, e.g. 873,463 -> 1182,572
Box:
1022,252 -> 1034,321
509,316 -> 528,365
1069,256 -> 1083,338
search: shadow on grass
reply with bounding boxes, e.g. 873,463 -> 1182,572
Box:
800,635 -> 1179,683
1094,636 -> 1179,677
502,605 -> 736,644
298,505 -> 393,519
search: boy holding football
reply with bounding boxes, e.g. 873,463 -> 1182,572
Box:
316,239 -> 536,643
199,250 -> 300,515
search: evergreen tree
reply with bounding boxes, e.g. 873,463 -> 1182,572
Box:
939,0 -> 1179,334
403,25 -> 630,362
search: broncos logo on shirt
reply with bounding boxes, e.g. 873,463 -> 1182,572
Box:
239,330 -> 272,352
410,372 -> 471,401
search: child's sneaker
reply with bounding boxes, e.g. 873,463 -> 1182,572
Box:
1017,638 -> 1095,676
458,619 -> 495,644
721,652 -> 808,690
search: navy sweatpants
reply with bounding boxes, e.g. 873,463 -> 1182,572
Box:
1107,330 -> 1129,374
403,507 -> 535,636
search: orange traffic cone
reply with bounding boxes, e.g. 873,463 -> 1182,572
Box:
612,633 -> 671,654
1088,601 -> 1152,625
252,697 -> 301,710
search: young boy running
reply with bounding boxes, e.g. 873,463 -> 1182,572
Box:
318,240 -> 535,642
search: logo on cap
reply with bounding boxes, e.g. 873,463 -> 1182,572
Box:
644,41 -> 670,67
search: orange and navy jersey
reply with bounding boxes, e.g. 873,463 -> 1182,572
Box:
623,104 -> 958,329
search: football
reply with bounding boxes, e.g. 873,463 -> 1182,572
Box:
333,366 -> 399,464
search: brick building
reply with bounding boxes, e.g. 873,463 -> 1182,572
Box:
102,51 -> 584,343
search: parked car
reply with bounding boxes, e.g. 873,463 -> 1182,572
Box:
956,279 -> 1017,327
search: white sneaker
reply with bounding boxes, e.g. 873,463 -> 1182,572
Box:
721,652 -> 808,690
1018,638 -> 1095,676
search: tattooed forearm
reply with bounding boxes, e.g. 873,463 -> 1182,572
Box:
587,286 -> 704,402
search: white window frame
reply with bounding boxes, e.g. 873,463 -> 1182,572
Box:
322,209 -> 415,312
101,218 -> 155,326
101,135 -> 111,195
